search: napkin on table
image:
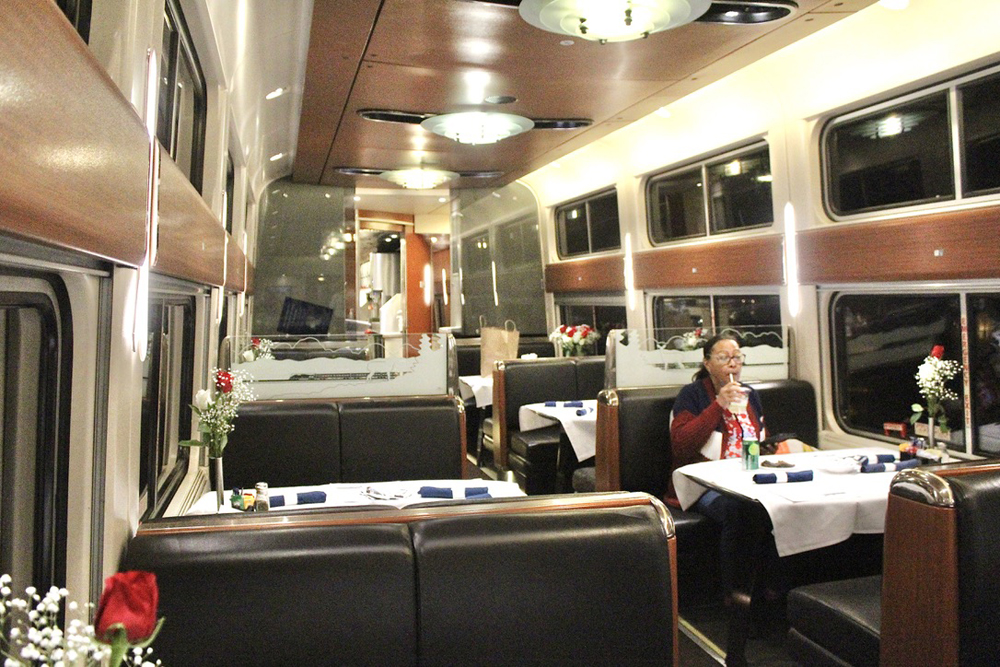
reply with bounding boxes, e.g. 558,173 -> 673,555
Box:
464,487 -> 491,499
418,486 -> 454,498
270,490 -> 327,507
753,470 -> 814,484
861,459 -> 919,473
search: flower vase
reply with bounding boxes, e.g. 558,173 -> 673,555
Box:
928,416 -> 947,461
210,457 -> 225,510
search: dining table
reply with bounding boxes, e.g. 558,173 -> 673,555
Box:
187,479 -> 525,515
673,447 -> 905,557
458,374 -> 494,407
518,399 -> 598,462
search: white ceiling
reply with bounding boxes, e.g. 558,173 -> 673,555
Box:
354,187 -> 452,216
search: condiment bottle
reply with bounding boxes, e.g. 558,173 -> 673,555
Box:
230,487 -> 243,510
254,482 -> 270,511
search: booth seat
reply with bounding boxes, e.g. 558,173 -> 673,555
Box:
587,379 -> 819,603
223,395 -> 466,491
123,492 -> 679,666
787,462 -> 1000,667
483,356 -> 606,494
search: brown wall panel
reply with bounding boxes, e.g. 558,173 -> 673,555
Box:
155,154 -> 226,286
0,0 -> 148,265
245,262 -> 256,295
633,235 -> 784,289
545,254 -> 625,293
798,208 -> 1000,284
225,237 -> 247,292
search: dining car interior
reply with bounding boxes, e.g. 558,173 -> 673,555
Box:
3,0 -> 1000,664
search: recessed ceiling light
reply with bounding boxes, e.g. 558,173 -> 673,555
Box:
438,197 -> 447,203
380,167 -> 459,189
421,111 -> 534,145
485,95 -> 518,105
353,195 -> 361,201
560,39 -> 575,46
265,87 -> 285,100
269,153 -> 285,162
519,0 -> 712,43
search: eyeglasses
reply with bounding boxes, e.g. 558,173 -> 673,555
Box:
711,353 -> 746,364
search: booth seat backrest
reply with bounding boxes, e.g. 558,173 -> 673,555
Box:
455,338 -> 557,378
222,396 -> 464,489
338,396 -> 465,482
223,402 -> 341,490
123,493 -> 678,666
497,358 -> 578,433
751,379 -> 818,446
575,356 -> 607,400
123,521 -> 417,666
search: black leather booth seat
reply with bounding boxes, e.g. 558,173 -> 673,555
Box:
223,396 -> 465,490
486,356 -> 607,494
787,463 -> 1000,666
124,492 -> 678,666
591,379 -> 820,604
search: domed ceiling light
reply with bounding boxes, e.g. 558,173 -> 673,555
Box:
518,0 -> 712,43
420,111 -> 534,145
379,167 -> 459,189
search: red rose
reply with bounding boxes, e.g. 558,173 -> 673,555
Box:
215,370 -> 233,393
251,337 -> 261,348
558,325 -> 566,333
567,327 -> 576,336
95,571 -> 159,643
930,345 -> 945,359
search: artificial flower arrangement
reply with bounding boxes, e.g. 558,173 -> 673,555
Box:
679,327 -> 706,351
550,324 -> 600,356
241,337 -> 274,362
910,345 -> 961,436
180,368 -> 256,459
0,571 -> 163,667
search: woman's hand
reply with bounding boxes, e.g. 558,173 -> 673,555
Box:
716,381 -> 747,409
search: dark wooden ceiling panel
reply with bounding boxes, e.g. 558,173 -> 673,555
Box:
292,0 -> 876,189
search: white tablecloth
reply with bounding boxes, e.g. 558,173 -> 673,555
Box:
672,448 -> 901,557
518,400 -> 598,461
187,479 -> 524,515
458,375 -> 493,407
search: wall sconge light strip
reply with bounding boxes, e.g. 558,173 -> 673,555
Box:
624,233 -> 636,312
491,260 -> 499,307
441,269 -> 449,306
423,263 -> 432,306
134,48 -> 160,361
783,202 -> 800,318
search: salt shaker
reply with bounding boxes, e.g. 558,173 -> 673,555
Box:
254,482 -> 270,511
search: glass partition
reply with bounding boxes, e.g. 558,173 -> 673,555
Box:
221,333 -> 456,399
605,326 -> 789,389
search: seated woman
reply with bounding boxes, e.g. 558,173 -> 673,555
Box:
667,333 -> 778,605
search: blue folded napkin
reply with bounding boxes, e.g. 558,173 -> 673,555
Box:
564,401 -> 584,407
753,470 -> 814,484
875,454 -> 897,463
419,486 -> 453,498
464,487 -> 491,499
575,407 -> 593,416
861,459 -> 918,473
269,490 -> 327,508
544,401 -> 557,407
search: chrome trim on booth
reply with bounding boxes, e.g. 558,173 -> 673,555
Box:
598,388 -> 619,407
649,494 -> 676,539
890,469 -> 955,507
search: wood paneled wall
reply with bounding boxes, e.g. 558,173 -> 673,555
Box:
634,235 -> 785,289
798,207 -> 1000,284
544,254 -> 625,293
0,0 -> 252,291
0,0 -> 148,265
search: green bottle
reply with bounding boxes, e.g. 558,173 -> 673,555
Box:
741,428 -> 760,471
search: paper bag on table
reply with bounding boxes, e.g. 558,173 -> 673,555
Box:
480,319 -> 519,376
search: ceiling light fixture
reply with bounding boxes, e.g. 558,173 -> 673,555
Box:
518,0 -> 712,43
421,111 -> 534,145
380,167 -> 459,189
265,87 -> 285,100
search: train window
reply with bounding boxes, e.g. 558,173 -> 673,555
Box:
648,167 -> 705,243
556,304 -> 627,355
968,295 -> 1000,454
157,0 -> 207,193
647,143 -> 772,244
224,151 -> 236,234
652,294 -> 780,335
55,0 -> 91,41
0,276 -> 72,595
960,73 -> 1000,197
555,189 -> 621,258
826,93 -> 953,216
831,293 -> 969,451
140,293 -> 195,519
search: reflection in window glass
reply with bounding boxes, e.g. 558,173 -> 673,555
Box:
969,295 -> 1000,453
588,192 -> 621,252
832,294 -> 963,447
707,147 -> 773,233
648,168 -> 705,243
960,74 -> 1000,197
555,191 -> 620,257
826,93 -> 953,215
652,297 -> 711,332
715,295 -> 781,333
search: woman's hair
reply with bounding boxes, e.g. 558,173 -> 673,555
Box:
693,333 -> 742,381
